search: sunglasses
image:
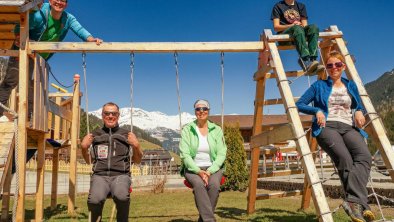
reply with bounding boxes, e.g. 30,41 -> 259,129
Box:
195,107 -> 209,112
326,62 -> 344,69
103,111 -> 119,117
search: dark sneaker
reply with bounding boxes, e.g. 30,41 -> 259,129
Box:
363,209 -> 375,222
342,201 -> 366,222
304,60 -> 319,75
316,64 -> 325,73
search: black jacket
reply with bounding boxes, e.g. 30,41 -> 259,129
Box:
90,125 -> 131,176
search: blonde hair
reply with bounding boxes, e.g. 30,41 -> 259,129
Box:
325,51 -> 345,64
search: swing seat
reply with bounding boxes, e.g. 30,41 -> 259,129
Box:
184,176 -> 226,189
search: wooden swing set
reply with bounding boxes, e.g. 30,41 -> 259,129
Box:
0,1 -> 393,222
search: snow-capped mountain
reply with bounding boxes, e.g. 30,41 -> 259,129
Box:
90,107 -> 196,132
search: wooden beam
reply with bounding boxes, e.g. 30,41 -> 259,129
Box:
68,75 -> 80,214
49,100 -> 72,121
51,97 -> 61,210
48,92 -> 74,97
267,31 -> 343,42
0,49 -> 18,57
258,169 -> 303,178
16,11 -> 29,222
0,40 -> 14,50
251,123 -> 294,148
35,134 -> 45,222
0,32 -> 15,40
29,41 -> 266,53
256,190 -> 303,200
0,6 -> 19,13
262,97 -> 300,106
0,24 -> 15,31
18,0 -> 43,13
0,14 -> 20,22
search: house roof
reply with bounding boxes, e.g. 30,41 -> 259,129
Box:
208,114 -> 312,129
142,149 -> 172,160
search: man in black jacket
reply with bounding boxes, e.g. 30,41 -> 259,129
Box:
81,102 -> 143,222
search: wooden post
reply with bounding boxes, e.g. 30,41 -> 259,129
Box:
268,41 -> 333,221
68,75 -> 80,214
301,130 -> 318,209
51,96 -> 62,210
247,32 -> 269,214
16,11 -> 29,222
0,141 -> 14,222
35,133 -> 45,221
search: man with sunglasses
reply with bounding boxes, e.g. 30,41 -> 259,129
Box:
271,0 -> 324,75
81,102 -> 143,222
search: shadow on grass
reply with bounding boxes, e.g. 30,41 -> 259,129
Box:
216,207 -> 317,222
25,204 -> 88,221
130,214 -> 195,221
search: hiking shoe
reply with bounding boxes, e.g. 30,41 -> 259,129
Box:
363,209 -> 375,222
316,64 -> 325,73
298,58 -> 319,75
342,201 -> 366,222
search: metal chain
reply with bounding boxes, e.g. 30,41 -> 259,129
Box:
47,62 -> 74,89
174,52 -> 182,131
129,52 -> 135,169
220,52 -> 225,129
82,52 -> 90,134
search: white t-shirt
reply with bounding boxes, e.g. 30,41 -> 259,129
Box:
193,128 -> 212,168
327,86 -> 353,126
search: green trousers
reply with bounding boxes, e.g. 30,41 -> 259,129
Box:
281,24 -> 319,60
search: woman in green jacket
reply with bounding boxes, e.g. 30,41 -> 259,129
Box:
180,99 -> 227,222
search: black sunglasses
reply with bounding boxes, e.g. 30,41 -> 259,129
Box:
103,111 -> 119,117
326,62 -> 344,69
195,107 -> 209,112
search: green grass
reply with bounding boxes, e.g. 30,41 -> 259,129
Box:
2,190 -> 393,221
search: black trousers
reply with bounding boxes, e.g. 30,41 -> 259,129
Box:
316,121 -> 372,209
88,174 -> 131,222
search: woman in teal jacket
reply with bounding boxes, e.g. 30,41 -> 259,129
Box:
180,99 -> 227,222
296,51 -> 374,222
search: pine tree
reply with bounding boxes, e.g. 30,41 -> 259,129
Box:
222,123 -> 249,192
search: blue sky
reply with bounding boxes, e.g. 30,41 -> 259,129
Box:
46,0 -> 394,115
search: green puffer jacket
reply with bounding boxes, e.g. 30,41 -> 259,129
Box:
179,120 -> 227,176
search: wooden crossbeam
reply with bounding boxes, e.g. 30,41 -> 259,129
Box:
251,123 -> 294,148
49,100 -> 72,121
262,97 -> 300,106
0,24 -> 15,31
0,13 -> 19,22
267,31 -> 343,42
0,32 -> 15,40
0,40 -> 14,50
256,190 -> 303,200
258,169 -> 303,178
29,41 -> 266,53
262,146 -> 297,155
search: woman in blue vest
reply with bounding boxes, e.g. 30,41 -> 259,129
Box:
296,51 -> 374,222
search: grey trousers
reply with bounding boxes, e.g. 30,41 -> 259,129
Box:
316,121 -> 372,210
184,169 -> 223,222
88,174 -> 131,222
0,57 -> 34,115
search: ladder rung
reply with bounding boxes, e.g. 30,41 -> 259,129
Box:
263,98 -> 300,106
267,31 -> 343,42
256,190 -> 303,200
258,169 -> 303,178
0,14 -> 20,23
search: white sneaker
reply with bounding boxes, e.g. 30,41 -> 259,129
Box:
0,115 -> 9,122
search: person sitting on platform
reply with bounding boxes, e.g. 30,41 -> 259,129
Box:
271,0 -> 324,74
179,99 -> 227,222
0,0 -> 103,121
0,0 -> 103,171
296,51 -> 374,222
81,102 -> 143,222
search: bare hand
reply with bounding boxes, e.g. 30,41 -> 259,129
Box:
81,134 -> 94,150
127,132 -> 139,147
354,111 -> 365,128
198,170 -> 209,186
316,111 -> 326,127
87,36 -> 103,45
293,21 -> 303,26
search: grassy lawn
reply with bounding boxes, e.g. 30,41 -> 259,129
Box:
1,190 -> 393,221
